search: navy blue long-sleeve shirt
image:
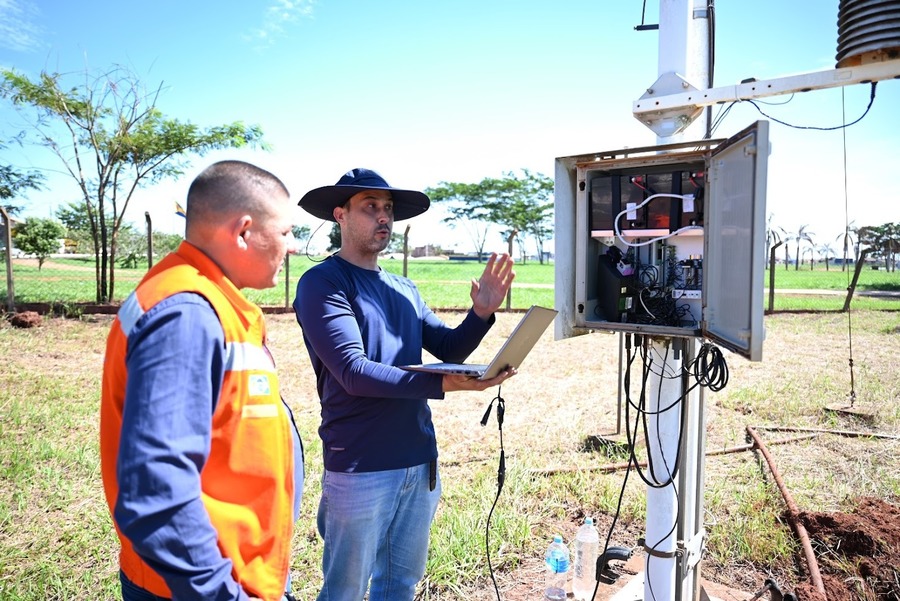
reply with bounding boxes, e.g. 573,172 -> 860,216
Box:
293,255 -> 493,473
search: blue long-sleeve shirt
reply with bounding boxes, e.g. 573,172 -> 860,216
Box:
293,255 -> 493,473
114,292 -> 304,600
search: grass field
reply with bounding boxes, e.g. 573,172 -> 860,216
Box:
1,304 -> 898,599
3,255 -> 899,312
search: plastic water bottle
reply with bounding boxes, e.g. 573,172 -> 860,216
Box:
543,534 -> 569,601
573,517 -> 601,600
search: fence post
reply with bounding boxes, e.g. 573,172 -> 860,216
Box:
1,206 -> 14,313
505,230 -> 517,311
145,212 -> 153,269
842,249 -> 869,312
284,253 -> 291,309
402,225 -> 410,278
768,241 -> 783,313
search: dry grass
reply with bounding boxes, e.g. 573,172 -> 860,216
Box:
0,309 -> 898,599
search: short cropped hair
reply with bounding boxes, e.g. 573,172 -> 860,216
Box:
185,161 -> 288,233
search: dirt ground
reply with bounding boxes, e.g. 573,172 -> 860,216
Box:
466,496 -> 900,601
794,497 -> 900,601
4,307 -> 898,600
397,310 -> 900,601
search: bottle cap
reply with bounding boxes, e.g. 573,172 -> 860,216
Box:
585,517 -> 593,525
553,534 -> 563,543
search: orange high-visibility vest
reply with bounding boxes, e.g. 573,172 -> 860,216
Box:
100,241 -> 294,601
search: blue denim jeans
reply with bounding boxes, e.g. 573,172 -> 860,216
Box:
316,462 -> 442,601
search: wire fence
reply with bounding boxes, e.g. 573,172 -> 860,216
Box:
1,252 -> 898,315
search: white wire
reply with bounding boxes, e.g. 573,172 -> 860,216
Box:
638,288 -> 657,320
614,193 -> 703,247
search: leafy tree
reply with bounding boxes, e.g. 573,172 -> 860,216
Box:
425,181 -> 492,261
152,231 -> 183,257
792,225 -> 814,271
12,217 -> 65,269
427,170 -> 553,264
290,224 -> 311,255
834,221 -> 858,271
1,141 -> 44,216
387,232 -> 406,254
291,224 -> 311,244
114,223 -> 146,268
58,200 -> 183,262
1,66 -> 266,302
817,243 -> 836,271
56,201 -> 110,254
327,222 -> 341,252
858,222 -> 899,271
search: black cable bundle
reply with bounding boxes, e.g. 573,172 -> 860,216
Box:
482,387 -> 506,601
692,342 -> 729,391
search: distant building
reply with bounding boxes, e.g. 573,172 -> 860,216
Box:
411,244 -> 442,258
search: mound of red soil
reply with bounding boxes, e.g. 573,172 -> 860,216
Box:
8,311 -> 42,328
794,497 -> 899,601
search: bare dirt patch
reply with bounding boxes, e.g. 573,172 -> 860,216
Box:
796,497 -> 900,601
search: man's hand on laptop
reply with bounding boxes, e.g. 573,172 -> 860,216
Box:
442,367 -> 517,392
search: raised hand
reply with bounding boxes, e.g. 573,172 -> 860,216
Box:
470,253 -> 516,320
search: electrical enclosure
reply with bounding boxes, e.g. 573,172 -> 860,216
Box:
554,121 -> 768,361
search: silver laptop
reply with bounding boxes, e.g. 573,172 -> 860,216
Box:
401,305 -> 557,380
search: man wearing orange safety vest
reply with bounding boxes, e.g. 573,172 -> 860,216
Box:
100,161 -> 304,601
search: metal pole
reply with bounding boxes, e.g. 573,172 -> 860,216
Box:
676,339 -> 704,601
644,2 -> 710,601
616,333 -> 624,435
768,241 -> 784,313
643,337 -> 682,601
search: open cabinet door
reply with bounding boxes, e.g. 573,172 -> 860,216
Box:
702,121 -> 769,361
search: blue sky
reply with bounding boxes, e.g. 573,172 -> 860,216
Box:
1,0 -> 898,255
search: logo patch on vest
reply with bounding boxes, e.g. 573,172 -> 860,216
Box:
248,374 -> 272,397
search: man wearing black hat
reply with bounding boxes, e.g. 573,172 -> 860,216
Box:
292,168 -> 515,601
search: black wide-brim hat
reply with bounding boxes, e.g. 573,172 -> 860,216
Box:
298,168 -> 430,222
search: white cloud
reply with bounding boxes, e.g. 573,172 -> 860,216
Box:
243,0 -> 315,49
0,0 -> 43,52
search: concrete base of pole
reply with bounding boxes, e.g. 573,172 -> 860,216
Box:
599,553 -> 752,601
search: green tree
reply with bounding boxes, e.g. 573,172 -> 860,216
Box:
291,224 -> 311,255
56,201 -> 110,254
858,222 -> 899,272
427,170 -> 553,264
834,221 -> 858,272
386,232 -> 408,254
152,231 -> 183,257
327,222 -> 341,252
794,225 -> 814,271
114,223 -> 146,268
12,217 -> 65,269
816,243 -> 835,270
425,181 -> 492,261
1,141 -> 44,216
1,66 -> 266,302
